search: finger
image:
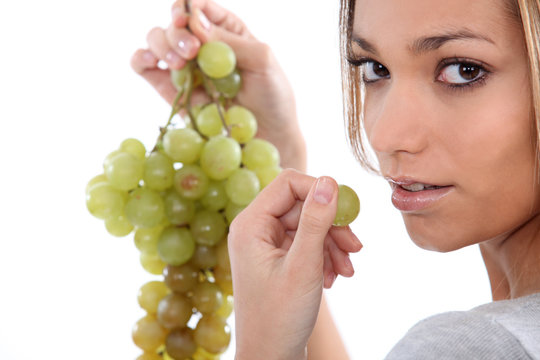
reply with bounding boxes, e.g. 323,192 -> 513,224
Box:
189,0 -> 252,37
131,49 -> 178,104
166,25 -> 201,60
323,247 -> 336,289
247,169 -> 316,219
279,200 -> 303,230
131,48 -> 159,75
328,238 -> 354,278
287,176 -> 339,265
328,226 -> 363,253
171,0 -> 189,28
188,7 -> 272,73
147,27 -> 186,70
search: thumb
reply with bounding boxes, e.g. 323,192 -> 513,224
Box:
288,176 -> 338,265
189,7 -> 272,72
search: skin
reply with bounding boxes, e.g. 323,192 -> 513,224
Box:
352,0 -> 540,300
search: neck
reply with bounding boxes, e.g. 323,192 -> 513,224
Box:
480,212 -> 540,301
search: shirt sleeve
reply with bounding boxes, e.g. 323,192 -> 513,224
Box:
384,311 -> 533,360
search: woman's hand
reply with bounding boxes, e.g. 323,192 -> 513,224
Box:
229,169 -> 362,360
131,0 -> 306,170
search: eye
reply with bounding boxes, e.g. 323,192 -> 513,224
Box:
437,62 -> 486,85
361,61 -> 390,82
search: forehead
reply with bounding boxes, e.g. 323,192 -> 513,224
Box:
353,0 -> 512,46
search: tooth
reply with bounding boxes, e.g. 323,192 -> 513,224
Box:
403,183 -> 425,192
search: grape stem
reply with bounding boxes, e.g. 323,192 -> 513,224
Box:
200,72 -> 231,136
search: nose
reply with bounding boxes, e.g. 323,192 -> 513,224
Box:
365,81 -> 430,158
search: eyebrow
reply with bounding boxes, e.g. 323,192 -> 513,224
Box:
351,29 -> 495,56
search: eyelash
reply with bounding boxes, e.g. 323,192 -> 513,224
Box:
346,56 -> 490,92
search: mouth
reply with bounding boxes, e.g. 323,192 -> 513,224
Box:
386,177 -> 454,212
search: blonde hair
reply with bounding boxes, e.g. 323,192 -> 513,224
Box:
339,0 -> 540,173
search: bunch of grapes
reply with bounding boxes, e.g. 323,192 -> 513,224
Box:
86,37 -> 360,360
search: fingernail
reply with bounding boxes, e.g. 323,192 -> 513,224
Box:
177,35 -> 193,58
142,50 -> 155,64
165,51 -> 181,67
313,177 -> 334,205
196,8 -> 211,31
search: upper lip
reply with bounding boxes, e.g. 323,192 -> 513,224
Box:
384,176 -> 451,188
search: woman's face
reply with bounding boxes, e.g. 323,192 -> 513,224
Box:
352,0 -> 539,251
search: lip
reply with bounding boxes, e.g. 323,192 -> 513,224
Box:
387,177 -> 454,212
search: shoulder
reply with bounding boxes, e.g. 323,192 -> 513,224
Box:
384,310 -> 533,360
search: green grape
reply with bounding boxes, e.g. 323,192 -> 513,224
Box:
157,293 -> 193,330
166,328 -> 197,360
192,282 -> 223,315
104,151 -> 144,191
215,294 -> 234,319
197,41 -> 236,79
157,226 -> 196,266
125,188 -> 165,228
132,315 -> 167,352
171,66 -> 191,91
212,69 -> 241,98
193,314 -> 231,354
190,210 -> 227,246
104,212 -> 134,237
224,201 -> 246,225
85,173 -> 107,194
163,190 -> 196,226
120,138 -> 146,160
254,166 -> 282,188
163,263 -> 199,293
192,347 -> 219,360
200,135 -> 241,180
136,353 -> 162,360
200,181 -> 228,211
140,251 -> 166,275
214,266 -> 233,296
215,238 -> 230,271
225,105 -> 257,144
86,182 -> 125,220
242,138 -> 280,170
103,149 -> 122,171
163,128 -> 204,164
138,281 -> 170,314
134,226 -> 163,254
196,103 -> 224,137
225,168 -> 260,206
174,165 -> 209,200
143,152 -> 175,191
333,184 -> 360,226
191,245 -> 218,270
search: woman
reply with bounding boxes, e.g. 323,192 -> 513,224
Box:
131,0 -> 540,358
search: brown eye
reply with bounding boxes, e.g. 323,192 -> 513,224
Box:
437,62 -> 486,85
362,61 -> 390,82
459,65 -> 480,80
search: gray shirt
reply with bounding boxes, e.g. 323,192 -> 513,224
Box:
385,292 -> 540,359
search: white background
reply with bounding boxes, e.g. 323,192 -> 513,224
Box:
0,1 -> 492,359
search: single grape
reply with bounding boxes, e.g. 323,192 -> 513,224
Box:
163,263 -> 199,293
104,212 -> 134,237
191,245 -> 218,270
193,314 -> 231,354
197,41 -> 236,79
138,281 -> 170,314
85,173 -> 107,194
242,138 -> 280,170
134,226 -> 163,254
213,266 -> 233,296
140,251 -> 166,275
102,149 -> 122,171
171,66 -> 191,91
224,201 -> 246,225
215,294 -> 234,319
333,184 -> 360,226
157,226 -> 196,266
86,182 -> 125,220
143,152 -> 175,191
254,166 -> 282,188
192,282 -> 223,315
196,103 -> 224,137
166,328 -> 197,360
104,151 -> 144,191
125,188 -> 165,228
157,293 -> 193,330
163,189 -> 195,226
225,105 -> 257,144
200,135 -> 241,180
200,181 -> 228,211
132,315 -> 167,352
225,168 -> 260,206
192,347 -> 219,360
190,210 -> 227,246
174,164 -> 209,200
120,138 -> 146,160
212,69 -> 241,98
163,128 -> 204,164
